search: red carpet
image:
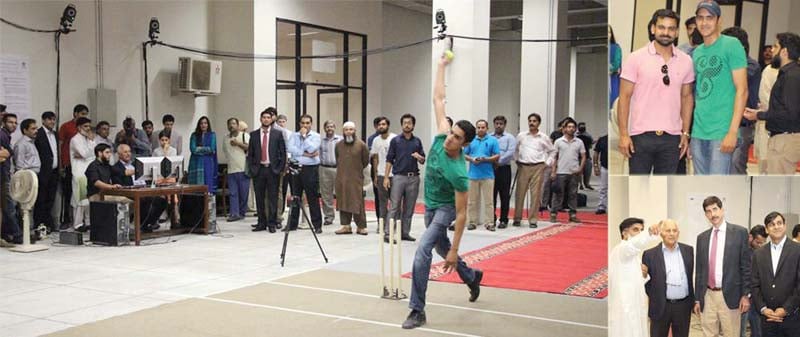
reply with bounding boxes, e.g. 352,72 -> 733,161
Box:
363,200 -> 605,224
402,223 -> 608,298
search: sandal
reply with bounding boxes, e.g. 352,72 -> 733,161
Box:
334,226 -> 353,235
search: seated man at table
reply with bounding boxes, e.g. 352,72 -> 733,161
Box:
110,144 -> 168,232
85,143 -> 130,231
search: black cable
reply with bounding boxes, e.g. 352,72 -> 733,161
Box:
0,17 -> 60,33
447,34 -> 606,43
142,42 -> 150,121
55,31 -> 62,121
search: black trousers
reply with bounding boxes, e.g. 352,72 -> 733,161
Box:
550,174 -> 578,214
762,312 -> 800,337
371,168 -> 381,220
650,297 -> 693,337
61,166 -> 73,224
253,166 -> 280,228
34,169 -> 59,230
493,165 -> 512,223
140,197 -> 168,227
629,132 -> 681,174
288,165 -> 322,230
1,174 -> 21,239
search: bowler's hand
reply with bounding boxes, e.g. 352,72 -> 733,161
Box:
443,249 -> 458,273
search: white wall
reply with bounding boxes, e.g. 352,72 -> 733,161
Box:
381,3 -> 432,143
0,0 -> 214,157
210,0 -> 254,163
574,51 -> 608,139
488,30 -> 521,136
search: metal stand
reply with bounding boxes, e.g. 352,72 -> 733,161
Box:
279,195 -> 328,267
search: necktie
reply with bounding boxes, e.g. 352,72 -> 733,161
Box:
262,129 -> 269,164
708,228 -> 719,287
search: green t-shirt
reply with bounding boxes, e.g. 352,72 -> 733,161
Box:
424,134 -> 469,209
692,35 -> 747,140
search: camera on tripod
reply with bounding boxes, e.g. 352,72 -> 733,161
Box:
287,157 -> 302,176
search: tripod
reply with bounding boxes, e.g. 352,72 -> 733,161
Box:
279,193 -> 328,267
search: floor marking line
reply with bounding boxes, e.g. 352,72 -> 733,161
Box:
199,296 -> 483,337
264,281 -> 607,330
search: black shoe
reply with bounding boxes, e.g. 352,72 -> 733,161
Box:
595,209 -> 606,215
383,236 -> 397,244
9,235 -> 23,244
401,235 -> 416,242
250,223 -> 259,228
142,224 -> 154,233
268,226 -> 277,233
314,227 -> 322,234
469,270 -> 483,302
252,225 -> 267,232
512,221 -> 521,227
467,224 -> 477,230
529,222 -> 538,229
586,186 -> 594,190
498,222 -> 508,229
75,224 -> 90,233
401,310 -> 426,329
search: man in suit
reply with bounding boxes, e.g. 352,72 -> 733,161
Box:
643,219 -> 694,337
34,111 -> 58,232
694,196 -> 752,337
751,211 -> 800,337
110,144 -> 167,232
248,107 -> 285,233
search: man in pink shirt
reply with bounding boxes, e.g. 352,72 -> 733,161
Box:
617,9 -> 695,174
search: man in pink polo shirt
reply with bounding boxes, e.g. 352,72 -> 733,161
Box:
618,8 -> 695,175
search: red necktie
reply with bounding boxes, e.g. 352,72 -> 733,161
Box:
708,228 -> 719,287
261,129 -> 269,163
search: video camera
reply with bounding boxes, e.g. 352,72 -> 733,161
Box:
287,157 -> 302,176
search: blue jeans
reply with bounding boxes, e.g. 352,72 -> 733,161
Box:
227,172 -> 250,218
409,205 -> 478,312
691,138 -> 733,175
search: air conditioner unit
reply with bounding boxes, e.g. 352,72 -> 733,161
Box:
177,57 -> 222,95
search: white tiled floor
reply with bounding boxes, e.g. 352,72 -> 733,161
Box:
0,188 -> 604,336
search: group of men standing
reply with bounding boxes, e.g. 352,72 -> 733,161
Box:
618,1 -> 800,175
610,196 -> 800,337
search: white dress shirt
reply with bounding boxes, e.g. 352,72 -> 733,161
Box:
770,235 -> 787,275
708,221 -> 727,288
515,130 -> 556,166
45,127 -> 58,169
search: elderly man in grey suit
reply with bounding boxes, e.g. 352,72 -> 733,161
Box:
694,196 -> 752,337
643,219 -> 694,337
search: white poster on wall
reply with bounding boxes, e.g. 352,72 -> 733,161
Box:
0,54 -> 31,143
312,40 -> 336,74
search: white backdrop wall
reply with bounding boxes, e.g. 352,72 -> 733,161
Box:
0,0 -> 214,158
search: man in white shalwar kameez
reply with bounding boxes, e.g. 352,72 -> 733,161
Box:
69,117 -> 96,230
609,217 -> 661,337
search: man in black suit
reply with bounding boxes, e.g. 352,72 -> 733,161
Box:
694,196 -> 752,337
247,107 -> 285,233
751,211 -> 800,337
33,111 -> 59,232
643,219 -> 694,337
110,144 -> 167,232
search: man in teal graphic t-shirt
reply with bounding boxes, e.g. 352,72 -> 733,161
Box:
401,53 -> 482,330
690,0 -> 748,175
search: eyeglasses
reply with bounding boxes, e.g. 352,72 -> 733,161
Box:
661,64 -> 670,86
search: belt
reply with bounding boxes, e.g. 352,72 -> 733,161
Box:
397,172 -> 419,176
321,164 -> 337,168
666,296 -> 689,303
516,161 -> 544,166
769,131 -> 800,137
707,286 -> 722,291
643,131 -> 678,136
260,163 -> 270,167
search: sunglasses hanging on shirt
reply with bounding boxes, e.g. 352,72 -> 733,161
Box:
661,64 -> 670,86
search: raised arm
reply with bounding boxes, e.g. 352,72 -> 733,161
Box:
433,54 -> 452,135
